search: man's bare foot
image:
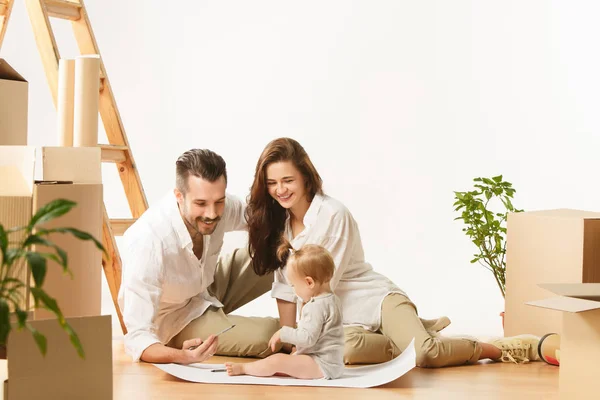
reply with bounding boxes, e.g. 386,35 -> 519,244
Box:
225,362 -> 246,376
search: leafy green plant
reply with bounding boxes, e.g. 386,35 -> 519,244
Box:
453,175 -> 523,298
0,199 -> 105,358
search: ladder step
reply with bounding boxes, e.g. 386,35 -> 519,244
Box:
0,1 -> 9,16
110,218 -> 136,236
45,0 -> 81,21
99,144 -> 128,163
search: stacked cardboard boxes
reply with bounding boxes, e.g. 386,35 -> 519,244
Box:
506,210 -> 600,399
504,209 -> 600,337
0,56 -> 112,399
0,146 -> 103,318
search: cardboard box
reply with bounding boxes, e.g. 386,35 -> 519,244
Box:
0,147 -> 36,311
0,60 -> 28,145
0,146 -> 103,318
5,315 -> 113,399
31,146 -> 103,319
528,284 -> 600,400
34,147 -> 102,184
504,209 -> 600,337
32,182 -> 103,319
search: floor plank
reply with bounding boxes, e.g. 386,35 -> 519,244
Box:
112,340 -> 559,399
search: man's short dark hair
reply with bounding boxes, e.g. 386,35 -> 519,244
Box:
176,149 -> 227,193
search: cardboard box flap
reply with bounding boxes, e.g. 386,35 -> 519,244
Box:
35,147 -> 102,184
0,59 -> 26,82
527,296 -> 600,313
517,208 -> 600,220
539,283 -> 600,299
0,146 -> 35,195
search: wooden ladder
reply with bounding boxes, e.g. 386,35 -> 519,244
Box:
0,0 -> 147,334
0,1 -> 14,47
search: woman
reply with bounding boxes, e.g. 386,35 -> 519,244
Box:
245,137 -> 539,367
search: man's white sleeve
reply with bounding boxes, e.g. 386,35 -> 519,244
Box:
120,241 -> 164,362
223,194 -> 247,232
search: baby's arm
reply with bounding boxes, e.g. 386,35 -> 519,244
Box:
279,302 -> 325,348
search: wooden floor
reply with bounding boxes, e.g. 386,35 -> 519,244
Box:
112,340 -> 559,399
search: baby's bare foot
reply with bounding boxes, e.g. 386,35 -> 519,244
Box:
225,362 -> 245,376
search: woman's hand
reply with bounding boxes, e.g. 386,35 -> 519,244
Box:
269,329 -> 282,352
181,335 -> 218,364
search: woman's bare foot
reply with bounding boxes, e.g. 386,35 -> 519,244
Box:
225,362 -> 246,376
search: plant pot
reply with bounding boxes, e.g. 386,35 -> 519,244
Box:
500,311 -> 505,330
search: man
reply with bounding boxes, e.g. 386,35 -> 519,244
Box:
118,149 -> 279,363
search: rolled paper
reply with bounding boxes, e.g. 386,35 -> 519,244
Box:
57,58 -> 75,146
539,333 -> 560,366
73,54 -> 100,147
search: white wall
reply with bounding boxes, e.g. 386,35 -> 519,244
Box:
3,1 -> 600,338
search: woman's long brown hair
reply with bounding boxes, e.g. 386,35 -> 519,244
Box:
246,138 -> 323,275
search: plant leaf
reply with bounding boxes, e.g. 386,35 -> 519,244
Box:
26,251 -> 62,265
0,224 -> 7,260
0,299 -> 10,346
36,228 -> 106,256
30,289 -> 85,359
60,321 -> 85,359
26,324 -> 47,356
6,287 -> 24,306
27,252 -> 48,287
29,199 -> 76,230
31,287 -> 61,316
23,236 -> 68,269
15,309 -> 29,329
2,280 -> 25,307
4,248 -> 24,267
0,277 -> 25,289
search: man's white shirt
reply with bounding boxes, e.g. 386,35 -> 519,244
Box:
118,191 -> 246,361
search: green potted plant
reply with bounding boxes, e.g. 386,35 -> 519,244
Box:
453,176 -> 523,326
0,198 -> 105,358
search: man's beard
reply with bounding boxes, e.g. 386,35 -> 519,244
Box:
193,215 -> 221,235
182,206 -> 221,236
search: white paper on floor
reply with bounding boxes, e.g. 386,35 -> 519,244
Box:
154,338 -> 416,388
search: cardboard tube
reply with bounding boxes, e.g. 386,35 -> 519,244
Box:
57,58 -> 75,146
539,333 -> 560,366
73,55 -> 100,147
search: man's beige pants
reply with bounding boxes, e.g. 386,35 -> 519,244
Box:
344,294 -> 483,368
168,247 -> 280,357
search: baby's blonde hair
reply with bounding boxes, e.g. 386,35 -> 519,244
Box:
276,238 -> 335,284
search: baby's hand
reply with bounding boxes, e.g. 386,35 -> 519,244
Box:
269,329 -> 282,351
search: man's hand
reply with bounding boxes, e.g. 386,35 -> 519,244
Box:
181,335 -> 218,364
269,329 -> 282,352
